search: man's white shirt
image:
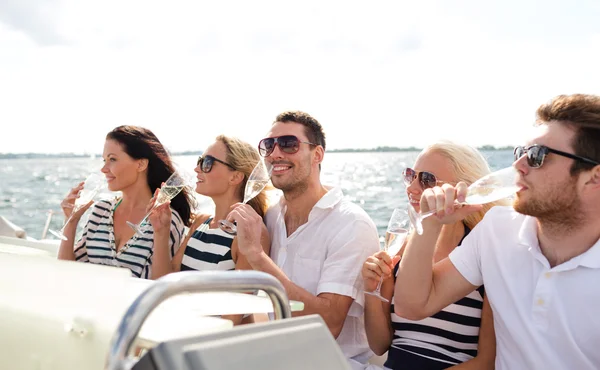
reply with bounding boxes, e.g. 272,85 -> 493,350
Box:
449,206 -> 600,370
266,187 -> 380,367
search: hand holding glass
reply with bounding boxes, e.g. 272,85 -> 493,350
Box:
49,173 -> 106,241
218,159 -> 273,235
365,208 -> 411,303
126,172 -> 187,236
408,166 -> 519,235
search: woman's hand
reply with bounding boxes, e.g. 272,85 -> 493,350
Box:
147,188 -> 172,236
361,251 -> 400,292
60,181 -> 94,222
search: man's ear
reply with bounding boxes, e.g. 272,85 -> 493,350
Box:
137,158 -> 149,172
586,165 -> 600,188
313,145 -> 325,166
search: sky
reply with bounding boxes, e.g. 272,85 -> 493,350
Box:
1,0 -> 600,154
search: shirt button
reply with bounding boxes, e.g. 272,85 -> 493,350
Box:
537,298 -> 545,306
544,272 -> 552,278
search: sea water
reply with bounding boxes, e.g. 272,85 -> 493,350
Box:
0,151 -> 514,240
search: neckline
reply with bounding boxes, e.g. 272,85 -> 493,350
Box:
109,197 -> 140,255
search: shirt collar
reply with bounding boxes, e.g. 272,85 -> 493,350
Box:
276,186 -> 343,211
518,213 -> 600,269
578,237 -> 600,268
314,186 -> 343,209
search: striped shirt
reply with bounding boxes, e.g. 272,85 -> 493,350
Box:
386,225 -> 484,369
180,217 -> 235,271
73,198 -> 185,279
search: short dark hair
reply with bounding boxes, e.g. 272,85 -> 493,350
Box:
106,125 -> 194,226
535,94 -> 600,175
275,111 -> 326,150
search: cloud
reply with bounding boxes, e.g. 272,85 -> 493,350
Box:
0,0 -> 67,46
0,1 -> 599,155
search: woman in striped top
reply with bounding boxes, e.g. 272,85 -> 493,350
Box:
151,135 -> 270,287
362,141 -> 507,369
57,126 -> 194,279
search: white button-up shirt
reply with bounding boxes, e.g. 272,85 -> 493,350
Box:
449,206 -> 600,370
265,187 -> 380,366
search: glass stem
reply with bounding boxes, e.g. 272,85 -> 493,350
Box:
374,276 -> 383,293
60,205 -> 82,233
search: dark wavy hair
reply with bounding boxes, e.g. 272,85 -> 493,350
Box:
106,126 -> 194,226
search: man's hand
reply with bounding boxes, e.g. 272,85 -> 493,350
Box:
420,182 -> 483,224
228,203 -> 264,261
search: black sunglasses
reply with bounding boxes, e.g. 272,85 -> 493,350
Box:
514,145 -> 600,168
258,135 -> 318,157
197,155 -> 236,173
402,168 -> 441,189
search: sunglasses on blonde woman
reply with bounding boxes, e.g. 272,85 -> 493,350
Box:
402,168 -> 442,189
197,155 -> 236,173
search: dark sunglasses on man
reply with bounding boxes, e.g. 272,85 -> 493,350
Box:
197,155 -> 236,173
258,135 -> 318,157
402,168 -> 444,189
513,145 -> 600,168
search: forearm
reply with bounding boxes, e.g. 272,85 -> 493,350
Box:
394,220 -> 442,318
364,280 -> 394,355
57,220 -> 79,260
448,356 -> 493,370
151,232 -> 175,280
246,251 -> 347,337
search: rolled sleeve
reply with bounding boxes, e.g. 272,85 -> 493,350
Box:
73,215 -> 91,263
168,209 -> 185,258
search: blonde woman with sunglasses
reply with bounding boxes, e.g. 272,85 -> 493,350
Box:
149,135 -> 271,323
362,140 -> 508,369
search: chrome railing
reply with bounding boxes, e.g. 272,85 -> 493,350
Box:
105,270 -> 292,370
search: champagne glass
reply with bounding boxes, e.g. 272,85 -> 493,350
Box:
408,166 -> 519,235
49,173 -> 106,241
218,158 -> 273,235
365,208 -> 411,303
126,171 -> 187,236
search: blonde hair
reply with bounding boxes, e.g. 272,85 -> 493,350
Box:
217,135 -> 269,218
419,140 -> 510,230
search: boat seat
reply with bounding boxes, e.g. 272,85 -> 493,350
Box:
132,314 -> 351,370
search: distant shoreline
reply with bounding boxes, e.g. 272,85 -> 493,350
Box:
0,146 -> 514,159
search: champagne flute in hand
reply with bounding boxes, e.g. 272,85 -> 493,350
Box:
408,166 -> 519,235
126,171 -> 186,236
218,158 -> 273,235
365,208 -> 411,303
49,173 -> 106,241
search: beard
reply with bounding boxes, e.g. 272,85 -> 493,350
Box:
513,176 -> 584,227
271,161 -> 312,200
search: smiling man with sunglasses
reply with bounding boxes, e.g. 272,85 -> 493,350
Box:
225,111 -> 380,369
393,94 -> 600,369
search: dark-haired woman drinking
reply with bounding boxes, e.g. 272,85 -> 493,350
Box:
57,125 -> 194,279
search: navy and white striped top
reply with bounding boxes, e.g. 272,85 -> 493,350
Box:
180,217 -> 235,271
73,198 -> 185,279
385,225 -> 484,369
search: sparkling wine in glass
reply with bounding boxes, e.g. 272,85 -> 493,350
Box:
365,208 -> 410,303
49,173 -> 106,241
408,166 -> 519,235
218,158 -> 273,235
126,171 -> 186,236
